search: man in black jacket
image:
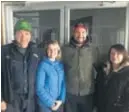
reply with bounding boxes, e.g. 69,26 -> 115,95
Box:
1,19 -> 43,112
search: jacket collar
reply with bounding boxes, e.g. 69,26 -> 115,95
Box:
44,57 -> 59,65
113,61 -> 129,72
104,61 -> 129,75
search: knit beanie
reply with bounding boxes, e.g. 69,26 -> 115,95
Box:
73,23 -> 88,31
14,19 -> 32,33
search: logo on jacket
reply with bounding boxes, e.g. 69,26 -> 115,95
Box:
33,53 -> 39,58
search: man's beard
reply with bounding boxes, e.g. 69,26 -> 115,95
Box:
75,37 -> 86,44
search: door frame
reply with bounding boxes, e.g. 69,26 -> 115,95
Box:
125,3 -> 129,52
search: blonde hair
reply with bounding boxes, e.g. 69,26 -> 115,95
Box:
45,40 -> 62,60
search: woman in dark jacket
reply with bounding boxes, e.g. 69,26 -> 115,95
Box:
104,44 -> 129,112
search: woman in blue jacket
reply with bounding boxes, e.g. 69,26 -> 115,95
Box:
36,40 -> 66,112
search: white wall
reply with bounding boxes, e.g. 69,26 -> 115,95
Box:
70,8 -> 126,56
25,1 -> 128,10
127,4 -> 129,53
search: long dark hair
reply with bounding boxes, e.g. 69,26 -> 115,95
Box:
108,44 -> 129,67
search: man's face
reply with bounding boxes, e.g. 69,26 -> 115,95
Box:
15,30 -> 31,48
73,27 -> 87,44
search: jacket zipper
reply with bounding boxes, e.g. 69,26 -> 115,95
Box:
54,66 -> 59,96
78,48 -> 81,96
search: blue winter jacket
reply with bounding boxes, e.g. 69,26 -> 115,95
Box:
36,57 -> 66,108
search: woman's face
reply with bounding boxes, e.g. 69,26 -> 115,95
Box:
110,48 -> 124,65
47,44 -> 59,60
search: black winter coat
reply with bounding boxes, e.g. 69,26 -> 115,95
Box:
105,64 -> 129,112
1,41 -> 43,112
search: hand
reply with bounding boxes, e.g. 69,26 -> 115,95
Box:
1,101 -> 7,111
55,100 -> 62,107
51,100 -> 62,111
103,61 -> 111,75
51,103 -> 58,111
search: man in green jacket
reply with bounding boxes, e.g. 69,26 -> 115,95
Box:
62,23 -> 99,112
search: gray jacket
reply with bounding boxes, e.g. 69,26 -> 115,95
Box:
62,37 -> 99,96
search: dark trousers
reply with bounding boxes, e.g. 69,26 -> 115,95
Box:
38,104 -> 63,112
65,93 -> 93,112
5,94 -> 35,112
